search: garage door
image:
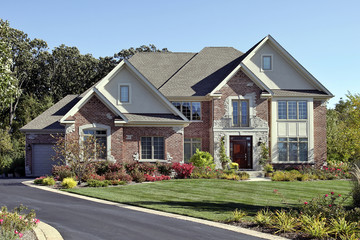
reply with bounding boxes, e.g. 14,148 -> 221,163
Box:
32,144 -> 57,176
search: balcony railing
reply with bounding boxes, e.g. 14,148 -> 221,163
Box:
219,115 -> 251,128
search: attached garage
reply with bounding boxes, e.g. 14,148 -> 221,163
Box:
32,144 -> 57,176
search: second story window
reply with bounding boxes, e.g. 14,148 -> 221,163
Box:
119,85 -> 130,103
278,101 -> 307,120
172,102 -> 201,121
262,55 -> 272,71
232,100 -> 249,127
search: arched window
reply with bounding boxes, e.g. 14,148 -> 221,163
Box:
82,129 -> 107,159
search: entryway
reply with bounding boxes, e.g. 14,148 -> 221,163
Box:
230,136 -> 252,169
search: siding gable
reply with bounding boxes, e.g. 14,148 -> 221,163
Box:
244,42 -> 317,90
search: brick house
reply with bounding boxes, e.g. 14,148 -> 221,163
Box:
21,35 -> 333,176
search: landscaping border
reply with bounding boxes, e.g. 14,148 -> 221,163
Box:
22,180 -> 288,240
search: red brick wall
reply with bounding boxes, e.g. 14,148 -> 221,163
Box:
184,101 -> 212,152
314,100 -> 327,167
68,95 -> 123,160
123,127 -> 183,163
25,133 -> 62,175
213,70 -> 268,122
68,95 -> 183,163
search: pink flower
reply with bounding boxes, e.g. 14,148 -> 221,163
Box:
0,219 -> 3,224
338,194 -> 341,197
36,219 -> 40,224
329,204 -> 332,207
19,233 -> 23,238
273,189 -> 278,193
19,216 -> 22,219
325,194 -> 328,197
304,201 -> 308,205
331,192 -> 334,195
14,230 -> 19,234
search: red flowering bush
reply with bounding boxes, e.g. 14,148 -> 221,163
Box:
104,170 -> 132,182
144,174 -> 171,182
52,165 -> 74,181
172,163 -> 194,179
82,173 -> 105,182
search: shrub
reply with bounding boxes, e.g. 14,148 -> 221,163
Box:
125,162 -> 156,175
61,177 -> 77,189
104,170 -> 132,182
82,173 -> 105,182
271,209 -> 298,233
109,180 -> 126,186
301,191 -> 347,220
172,163 -> 194,179
219,136 -> 231,168
131,170 -> 146,183
238,171 -> 249,180
144,174 -> 171,182
190,167 -> 222,179
271,171 -> 285,181
230,162 -> 239,170
94,161 -> 110,175
87,179 -> 111,187
42,176 -> 56,186
0,205 -> 39,240
52,165 -> 73,181
220,173 -> 240,181
33,176 -> 46,185
263,163 -> 274,173
189,149 -> 214,168
300,214 -> 330,239
156,162 -> 173,176
351,163 -> 360,207
254,209 -> 273,226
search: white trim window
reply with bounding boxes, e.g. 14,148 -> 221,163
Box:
83,129 -> 107,159
262,55 -> 272,71
119,84 -> 130,103
278,101 -> 307,120
184,138 -> 202,162
172,102 -> 201,121
278,137 -> 308,162
141,137 -> 164,160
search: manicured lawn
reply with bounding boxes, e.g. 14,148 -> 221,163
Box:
65,179 -> 353,222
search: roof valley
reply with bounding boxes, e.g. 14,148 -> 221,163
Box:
158,53 -> 198,90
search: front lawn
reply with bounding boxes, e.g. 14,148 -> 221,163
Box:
64,179 -> 352,222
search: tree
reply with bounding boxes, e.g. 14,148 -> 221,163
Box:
0,20 -> 21,114
327,93 -> 360,162
52,134 -> 106,184
114,44 -> 169,60
219,136 -> 231,169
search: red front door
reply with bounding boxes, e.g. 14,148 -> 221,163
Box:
230,136 -> 252,169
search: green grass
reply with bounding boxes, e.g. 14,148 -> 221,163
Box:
64,179 -> 353,222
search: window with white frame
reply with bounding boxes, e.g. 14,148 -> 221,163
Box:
184,138 -> 201,162
141,137 -> 164,160
172,102 -> 201,120
262,55 -> 272,71
119,85 -> 130,103
278,137 -> 308,162
83,129 -> 107,159
232,100 -> 249,127
278,101 -> 307,120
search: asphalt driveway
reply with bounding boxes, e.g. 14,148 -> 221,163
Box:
0,178 -> 266,240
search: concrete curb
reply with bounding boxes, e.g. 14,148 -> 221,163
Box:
22,180 -> 288,240
33,221 -> 63,240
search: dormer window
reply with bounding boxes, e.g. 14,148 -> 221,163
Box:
119,84 -> 130,103
262,55 -> 272,71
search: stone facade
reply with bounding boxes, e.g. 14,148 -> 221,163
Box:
313,100 -> 327,168
212,70 -> 269,170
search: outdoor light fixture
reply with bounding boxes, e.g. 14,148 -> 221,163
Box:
27,144 -> 31,151
258,137 -> 262,146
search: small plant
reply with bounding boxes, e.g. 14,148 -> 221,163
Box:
271,209 -> 298,233
330,217 -> 359,239
238,171 -> 249,180
131,170 -> 146,183
263,163 -> 274,173
259,142 -> 269,167
254,208 -> 273,226
42,176 -> 56,186
156,162 -> 172,176
219,136 -> 231,169
172,163 -> 194,179
220,173 -> 240,181
33,176 -> 45,185
52,165 -> 73,181
226,209 -> 247,222
0,205 -> 39,240
230,162 -> 239,170
189,149 -> 214,168
144,174 -> 171,182
300,214 -> 330,239
61,177 -> 77,189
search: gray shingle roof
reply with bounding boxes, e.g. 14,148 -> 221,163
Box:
123,113 -> 184,122
271,89 -> 329,97
20,95 -> 80,132
128,52 -> 196,89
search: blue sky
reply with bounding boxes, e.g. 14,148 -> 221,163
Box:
1,0 -> 359,107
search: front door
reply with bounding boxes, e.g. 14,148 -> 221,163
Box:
230,136 -> 252,169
